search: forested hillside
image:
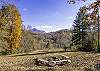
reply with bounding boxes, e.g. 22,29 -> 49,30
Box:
19,29 -> 72,53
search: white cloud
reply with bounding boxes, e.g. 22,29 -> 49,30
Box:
40,25 -> 53,29
33,25 -> 53,29
32,25 -> 71,33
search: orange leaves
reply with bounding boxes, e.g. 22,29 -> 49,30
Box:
0,4 -> 22,51
79,7 -> 87,13
78,1 -> 100,25
89,1 -> 100,9
89,11 -> 97,20
8,5 -> 22,49
90,3 -> 98,9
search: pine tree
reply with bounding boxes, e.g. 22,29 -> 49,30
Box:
72,6 -> 88,50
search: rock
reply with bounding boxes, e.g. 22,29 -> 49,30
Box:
55,61 -> 62,66
38,59 -> 49,66
58,59 -> 71,66
48,61 -> 56,67
61,55 -> 70,59
35,55 -> 71,66
67,60 -> 71,63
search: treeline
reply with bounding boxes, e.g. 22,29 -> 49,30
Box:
19,28 -> 72,53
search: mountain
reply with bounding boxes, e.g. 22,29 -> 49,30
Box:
30,28 -> 45,33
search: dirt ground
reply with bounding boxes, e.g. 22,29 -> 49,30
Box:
0,50 -> 100,71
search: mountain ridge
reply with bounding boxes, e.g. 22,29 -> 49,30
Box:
30,28 -> 45,33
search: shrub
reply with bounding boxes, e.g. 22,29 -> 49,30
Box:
96,46 -> 100,52
63,44 -> 71,52
0,50 -> 11,55
77,38 -> 95,52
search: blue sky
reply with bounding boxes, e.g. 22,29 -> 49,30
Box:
14,0 -> 95,32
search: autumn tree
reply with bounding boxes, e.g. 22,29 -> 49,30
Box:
0,4 -> 22,53
84,1 -> 100,51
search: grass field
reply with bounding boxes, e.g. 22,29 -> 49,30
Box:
0,50 -> 100,71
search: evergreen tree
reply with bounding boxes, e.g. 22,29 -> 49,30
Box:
72,6 -> 88,51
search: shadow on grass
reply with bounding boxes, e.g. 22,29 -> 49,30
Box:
10,50 -> 76,57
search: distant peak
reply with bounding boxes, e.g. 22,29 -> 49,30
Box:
30,28 -> 45,33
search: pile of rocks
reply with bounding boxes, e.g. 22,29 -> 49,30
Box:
34,55 -> 71,67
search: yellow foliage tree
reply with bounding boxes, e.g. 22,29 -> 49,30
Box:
0,4 -> 22,52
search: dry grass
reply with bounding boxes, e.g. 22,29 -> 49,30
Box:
0,50 -> 100,71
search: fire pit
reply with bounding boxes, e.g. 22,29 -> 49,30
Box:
35,55 -> 71,67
